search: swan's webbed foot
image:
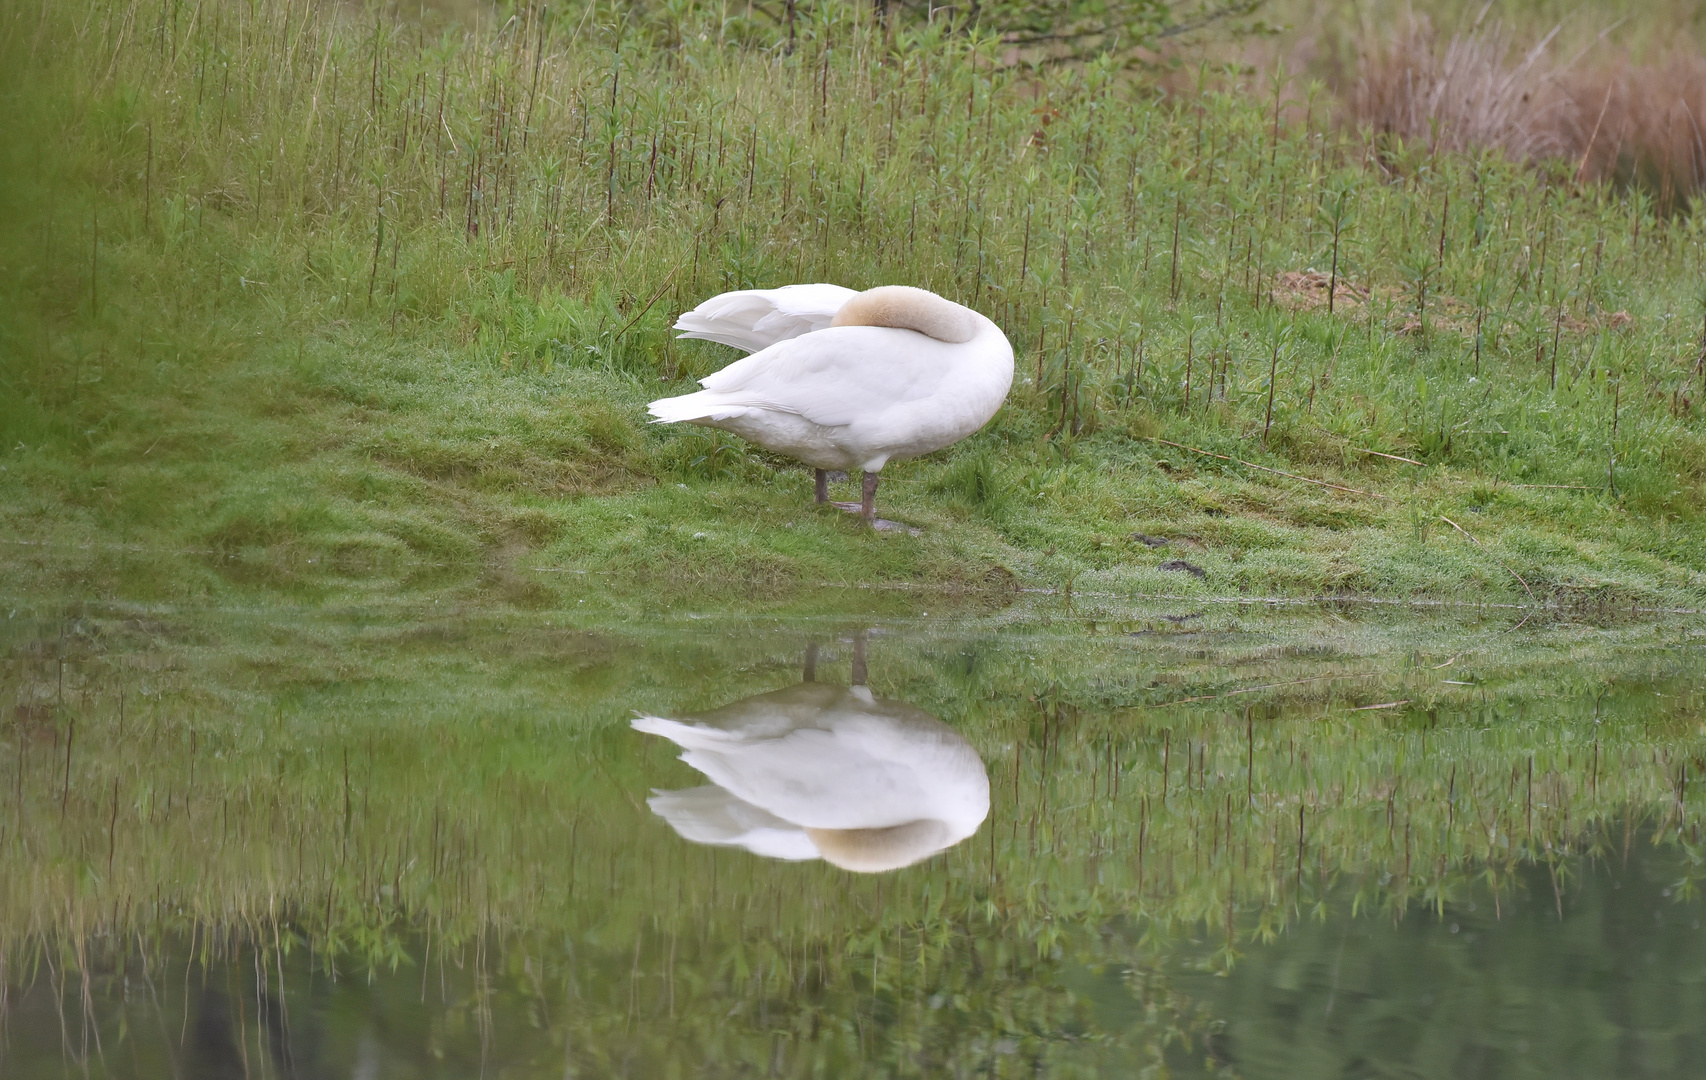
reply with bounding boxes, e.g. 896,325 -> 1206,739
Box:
826,472 -> 920,533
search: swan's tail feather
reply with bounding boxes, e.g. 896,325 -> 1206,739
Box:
646,391 -> 750,425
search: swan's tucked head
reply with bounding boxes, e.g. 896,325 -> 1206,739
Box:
830,285 -> 979,344
804,820 -> 959,873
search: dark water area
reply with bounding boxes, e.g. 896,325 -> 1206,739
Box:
6,832 -> 1705,1079
1173,842 -> 1706,1078
2,609 -> 1704,1077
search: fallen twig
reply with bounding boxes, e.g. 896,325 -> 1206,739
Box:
615,197 -> 726,339
613,260 -> 688,340
1439,514 -> 1540,631
1151,438 -> 1387,498
1352,447 -> 1424,466
1144,672 -> 1376,708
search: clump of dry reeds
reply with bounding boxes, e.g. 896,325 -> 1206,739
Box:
1565,52 -> 1706,212
1351,18 -> 1578,161
1351,18 -> 1706,211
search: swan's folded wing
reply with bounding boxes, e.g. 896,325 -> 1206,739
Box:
694,327 -> 948,428
677,728 -> 950,831
634,692 -> 843,745
674,284 -> 858,353
646,786 -> 821,861
633,715 -> 748,748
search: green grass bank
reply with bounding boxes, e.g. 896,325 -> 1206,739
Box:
2,0 -> 1705,615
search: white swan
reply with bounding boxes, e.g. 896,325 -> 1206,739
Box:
632,647 -> 990,873
649,284 -> 1014,524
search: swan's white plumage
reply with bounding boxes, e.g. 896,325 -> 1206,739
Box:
644,786 -> 821,861
650,286 -> 1014,474
632,682 -> 990,872
672,283 -> 858,353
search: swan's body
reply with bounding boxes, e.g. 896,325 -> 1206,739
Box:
650,285 -> 1014,521
634,680 -> 990,873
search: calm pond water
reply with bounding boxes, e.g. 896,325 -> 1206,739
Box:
2,607 -> 1704,1077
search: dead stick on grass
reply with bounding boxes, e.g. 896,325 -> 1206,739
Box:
1352,447 -> 1424,466
1146,672 -> 1376,708
1150,438 -> 1386,498
613,259 -> 688,340
614,199 -> 726,340
1439,515 -> 1540,631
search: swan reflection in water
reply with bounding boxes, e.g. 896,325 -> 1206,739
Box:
633,640 -> 990,873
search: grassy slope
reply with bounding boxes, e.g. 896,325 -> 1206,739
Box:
1,0 -> 1704,616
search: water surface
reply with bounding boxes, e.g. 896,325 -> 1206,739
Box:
2,608 -> 1703,1077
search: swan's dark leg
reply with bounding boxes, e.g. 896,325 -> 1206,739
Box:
860,471 -> 879,524
803,642 -> 819,682
851,631 -> 868,686
814,468 -> 829,504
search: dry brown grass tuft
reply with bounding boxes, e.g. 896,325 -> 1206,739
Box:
1351,18 -> 1577,161
1350,19 -> 1706,211
1565,52 -> 1706,212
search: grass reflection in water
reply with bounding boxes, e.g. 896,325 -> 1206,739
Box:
1,610 -> 1703,1077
